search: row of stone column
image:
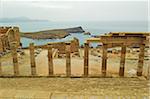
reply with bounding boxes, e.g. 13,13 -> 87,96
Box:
0,42 -> 71,76
29,43 -> 72,76
84,42 -> 145,77
0,42 -> 146,77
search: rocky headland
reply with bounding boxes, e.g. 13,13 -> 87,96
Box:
21,26 -> 85,39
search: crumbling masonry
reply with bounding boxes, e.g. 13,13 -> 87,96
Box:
0,27 -> 20,53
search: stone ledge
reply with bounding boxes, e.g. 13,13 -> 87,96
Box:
0,89 -> 149,99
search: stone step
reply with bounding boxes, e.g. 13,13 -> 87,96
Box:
0,90 -> 149,99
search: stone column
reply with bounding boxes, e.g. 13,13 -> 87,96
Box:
13,27 -> 20,47
0,55 -> 2,76
101,43 -> 108,76
119,44 -> 126,76
11,42 -> 19,76
73,37 -> 79,53
66,43 -> 71,77
2,38 -> 6,52
147,61 -> 150,80
30,43 -> 36,75
147,41 -> 150,79
0,39 -> 3,53
137,43 -> 145,76
47,44 -> 53,76
84,42 -> 89,77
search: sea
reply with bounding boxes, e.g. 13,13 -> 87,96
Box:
0,21 -> 149,47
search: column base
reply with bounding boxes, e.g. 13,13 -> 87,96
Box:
102,71 -> 106,77
119,67 -> 124,76
137,72 -> 142,76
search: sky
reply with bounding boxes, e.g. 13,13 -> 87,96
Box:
0,0 -> 149,21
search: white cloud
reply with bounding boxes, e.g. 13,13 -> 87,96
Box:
0,0 -> 148,21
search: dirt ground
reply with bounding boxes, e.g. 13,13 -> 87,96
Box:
0,48 -> 150,98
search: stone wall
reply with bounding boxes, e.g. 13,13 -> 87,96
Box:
70,38 -> 79,53
0,26 -> 20,53
48,37 -> 79,54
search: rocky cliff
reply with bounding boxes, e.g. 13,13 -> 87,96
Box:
21,26 -> 85,39
61,26 -> 85,33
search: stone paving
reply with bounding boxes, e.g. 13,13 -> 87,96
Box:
0,77 -> 150,99
0,89 -> 149,99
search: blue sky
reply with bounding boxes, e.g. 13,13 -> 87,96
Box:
0,0 -> 148,21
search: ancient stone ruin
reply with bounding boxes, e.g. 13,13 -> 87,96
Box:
47,37 -> 80,57
0,30 -> 149,79
0,26 -> 21,53
86,32 -> 150,77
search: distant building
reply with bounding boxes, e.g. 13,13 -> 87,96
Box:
0,26 -> 20,53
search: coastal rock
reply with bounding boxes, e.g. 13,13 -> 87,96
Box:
84,32 -> 91,35
20,26 -> 85,39
21,30 -> 69,39
63,26 -> 85,33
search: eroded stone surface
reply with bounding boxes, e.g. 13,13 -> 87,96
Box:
0,78 -> 149,98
